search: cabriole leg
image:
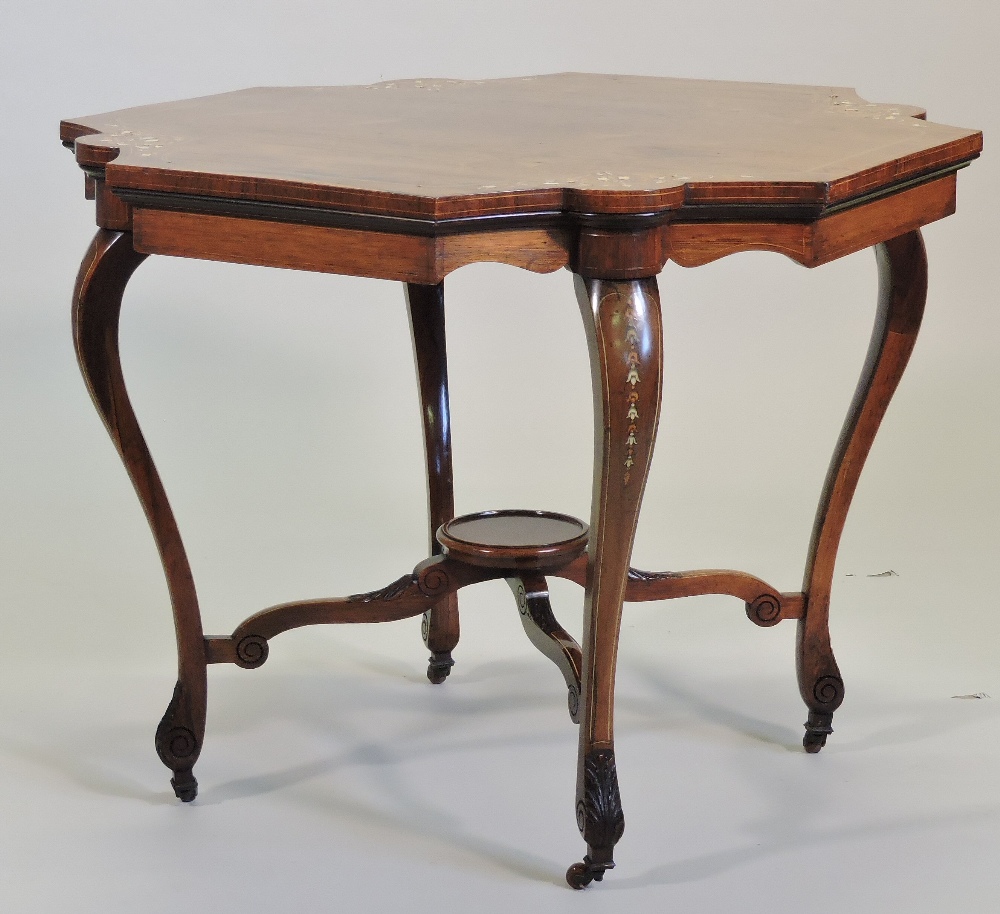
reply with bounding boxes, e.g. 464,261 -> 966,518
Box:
566,275 -> 663,887
73,230 -> 208,800
799,231 -> 928,752
405,282 -> 460,683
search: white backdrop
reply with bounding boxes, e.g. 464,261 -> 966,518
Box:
1,3 -> 998,911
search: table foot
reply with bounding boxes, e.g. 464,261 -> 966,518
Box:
567,749 -> 623,888
169,771 -> 199,803
797,629 -> 845,752
566,855 -> 614,889
420,603 -> 459,680
803,710 -> 835,753
155,681 -> 202,800
425,650 -> 455,683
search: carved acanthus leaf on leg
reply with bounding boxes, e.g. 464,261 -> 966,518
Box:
576,748 -> 625,849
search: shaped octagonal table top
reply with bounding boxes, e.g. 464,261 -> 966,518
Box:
61,73 -> 982,220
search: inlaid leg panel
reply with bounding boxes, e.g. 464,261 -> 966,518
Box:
73,229 -> 207,800
798,230 -> 928,751
567,274 -> 663,887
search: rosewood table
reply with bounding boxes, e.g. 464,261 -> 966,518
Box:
62,74 -> 981,888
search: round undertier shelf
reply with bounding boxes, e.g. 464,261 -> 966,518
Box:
437,510 -> 589,570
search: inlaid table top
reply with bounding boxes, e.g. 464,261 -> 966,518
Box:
61,73 -> 982,222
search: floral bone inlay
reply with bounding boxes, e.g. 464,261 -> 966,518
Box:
623,309 -> 642,485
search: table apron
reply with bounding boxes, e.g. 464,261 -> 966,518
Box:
668,173 -> 957,268
131,208 -> 572,283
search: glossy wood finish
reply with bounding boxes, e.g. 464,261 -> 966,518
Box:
208,549 -> 590,674
548,557 -> 804,629
61,75 -> 980,218
225,556 -> 492,649
571,275 -> 663,879
797,229 -> 928,751
62,75 -> 978,888
72,230 -> 205,802
437,510 -> 590,569
405,282 -> 460,683
507,574 -> 584,723
124,171 -> 958,284
669,171 -> 957,269
132,209 -> 570,284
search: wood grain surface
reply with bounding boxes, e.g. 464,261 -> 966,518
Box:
62,73 -> 981,219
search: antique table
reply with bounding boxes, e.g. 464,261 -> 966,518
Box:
62,74 -> 981,888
